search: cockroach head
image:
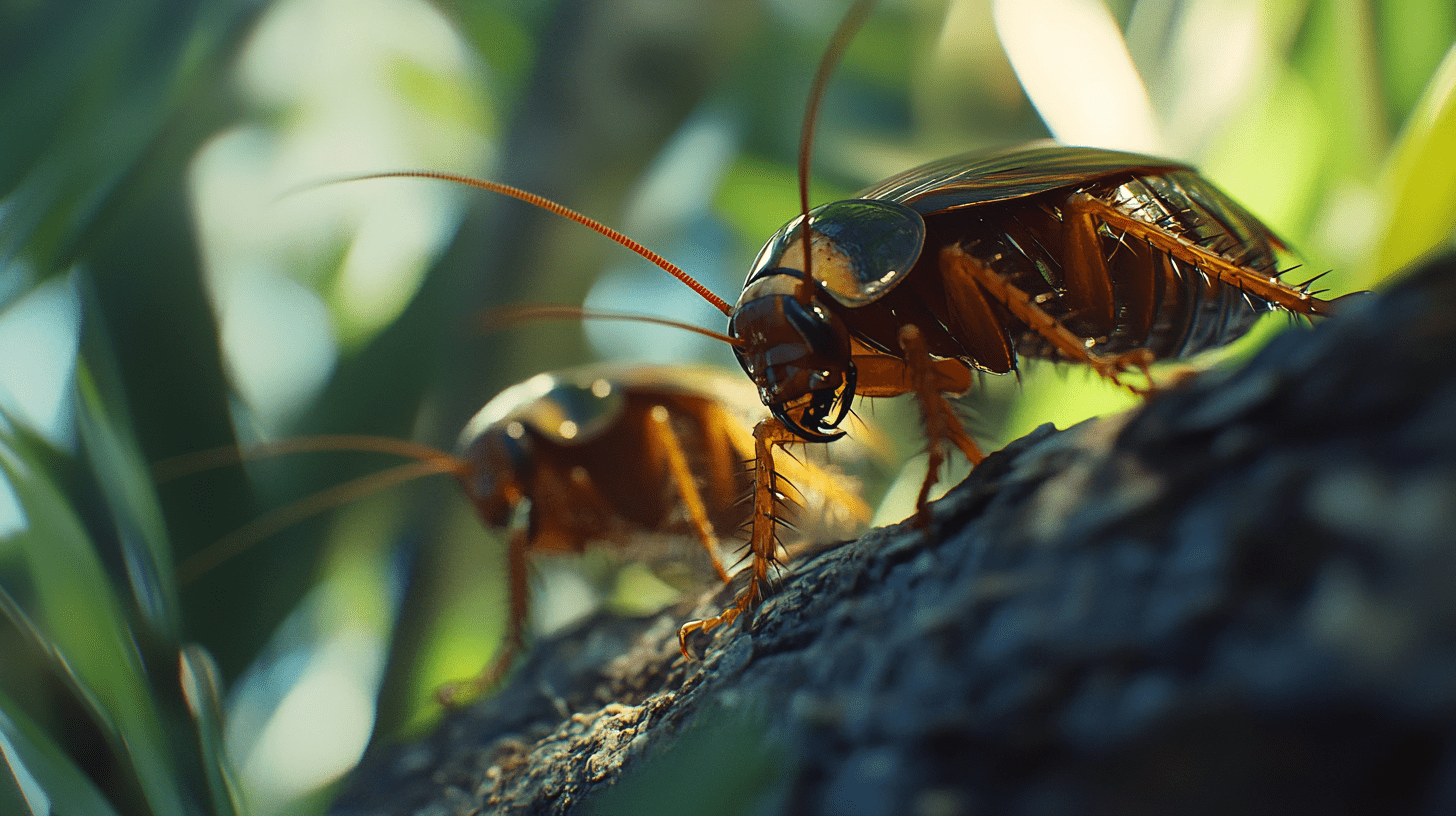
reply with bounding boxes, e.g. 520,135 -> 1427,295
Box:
729,270 -> 855,441
455,413 -> 532,529
726,199 -> 922,442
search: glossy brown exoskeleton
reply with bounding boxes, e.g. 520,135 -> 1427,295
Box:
677,139 -> 1359,649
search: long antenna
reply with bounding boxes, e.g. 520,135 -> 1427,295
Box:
302,171 -> 733,317
177,458 -> 462,583
479,304 -> 745,347
156,435 -> 469,582
153,435 -> 462,482
795,0 -> 878,305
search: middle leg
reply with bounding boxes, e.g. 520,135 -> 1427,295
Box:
898,323 -> 985,529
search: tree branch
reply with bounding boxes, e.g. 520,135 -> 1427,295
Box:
334,251 -> 1456,816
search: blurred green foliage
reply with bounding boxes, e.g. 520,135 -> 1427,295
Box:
0,0 -> 1452,814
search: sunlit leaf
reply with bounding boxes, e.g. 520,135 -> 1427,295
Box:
0,435 -> 186,816
179,645 -> 246,816
1376,42 -> 1456,278
0,689 -> 121,816
994,0 -> 1161,153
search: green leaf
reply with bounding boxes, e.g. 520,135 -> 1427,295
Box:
0,0 -> 263,273
0,688 -> 122,816
74,362 -> 180,642
179,645 -> 246,816
1376,42 -> 1456,278
0,434 -> 186,816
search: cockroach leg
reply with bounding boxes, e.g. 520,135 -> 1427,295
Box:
899,324 -> 985,529
677,417 -> 797,658
437,528 -> 532,707
647,403 -> 732,584
1059,194 -> 1118,336
939,244 -> 1154,391
1076,195 -> 1327,317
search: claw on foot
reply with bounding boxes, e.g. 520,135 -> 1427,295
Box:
678,606 -> 743,659
1093,348 -> 1157,394
434,638 -> 520,708
435,677 -> 486,708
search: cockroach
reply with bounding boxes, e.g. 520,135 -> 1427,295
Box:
161,365 -> 868,703
324,0 -> 1363,659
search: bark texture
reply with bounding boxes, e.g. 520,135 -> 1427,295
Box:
332,251 -> 1456,816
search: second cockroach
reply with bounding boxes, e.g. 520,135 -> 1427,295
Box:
165,365 -> 868,702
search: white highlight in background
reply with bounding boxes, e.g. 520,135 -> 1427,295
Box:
213,272 -> 338,429
0,274 -> 81,448
993,0 -> 1163,154
229,626 -> 387,816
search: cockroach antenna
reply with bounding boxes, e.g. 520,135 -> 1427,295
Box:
295,170 -> 735,317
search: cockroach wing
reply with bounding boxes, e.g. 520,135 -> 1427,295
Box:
1161,172 -> 1293,254
856,142 -> 1186,215
605,365 -> 764,420
745,199 -> 926,307
461,371 -> 628,447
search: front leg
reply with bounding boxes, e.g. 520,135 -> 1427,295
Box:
898,324 -> 985,529
437,526 -> 531,706
677,417 -> 798,657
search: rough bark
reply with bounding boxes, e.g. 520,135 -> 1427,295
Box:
332,251 -> 1456,816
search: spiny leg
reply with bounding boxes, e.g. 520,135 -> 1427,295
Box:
898,324 -> 985,529
1069,193 -> 1342,317
677,417 -> 798,657
939,244 -> 1155,392
647,403 -> 731,584
437,527 -> 531,707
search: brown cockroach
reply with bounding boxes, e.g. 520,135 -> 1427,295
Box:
162,365 -> 868,702
324,1 -> 1363,659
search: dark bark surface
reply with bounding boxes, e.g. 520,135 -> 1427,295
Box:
332,251 -> 1456,816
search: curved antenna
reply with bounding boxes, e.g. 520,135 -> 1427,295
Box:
153,435 -> 464,482
155,435 -> 470,583
176,458 -> 462,584
299,171 -> 733,317
480,304 -> 745,348
794,0 -> 878,306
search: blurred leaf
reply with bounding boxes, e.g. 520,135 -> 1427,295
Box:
1293,0 -> 1388,183
1376,41 -> 1456,278
179,645 -> 246,816
1199,70 -> 1325,246
0,689 -> 122,816
715,155 -> 853,248
1375,0 -> 1456,126
0,431 -> 186,816
994,0 -> 1161,153
75,363 -> 180,643
0,0 -> 260,274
